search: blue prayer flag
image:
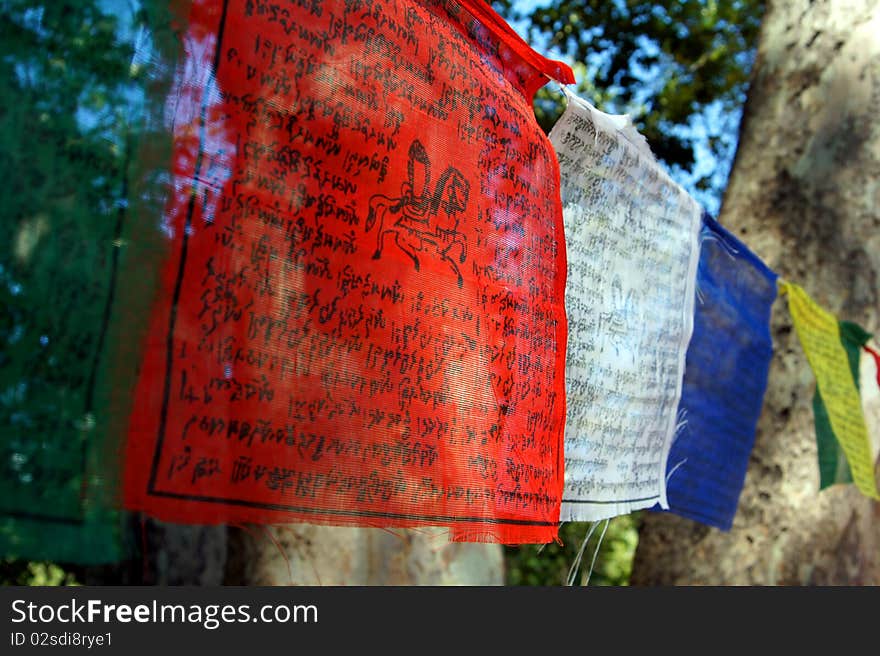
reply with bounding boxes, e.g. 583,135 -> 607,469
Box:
661,214 -> 778,530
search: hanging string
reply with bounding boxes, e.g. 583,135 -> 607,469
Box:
566,520 -> 598,586
583,518 -> 610,586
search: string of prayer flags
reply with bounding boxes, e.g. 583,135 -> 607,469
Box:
813,322 -> 872,488
9,0 -> 880,558
550,91 -> 702,522
662,214 -> 778,530
780,282 -> 880,499
123,0 -> 573,544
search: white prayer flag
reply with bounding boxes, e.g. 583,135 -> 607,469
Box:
860,343 -> 880,481
550,92 -> 702,521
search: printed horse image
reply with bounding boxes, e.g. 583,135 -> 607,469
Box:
365,140 -> 471,287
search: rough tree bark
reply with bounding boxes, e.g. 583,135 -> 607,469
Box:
88,521 -> 502,585
224,525 -> 503,585
632,0 -> 880,585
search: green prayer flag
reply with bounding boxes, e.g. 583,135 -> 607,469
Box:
814,321 -> 872,489
0,0 -> 179,563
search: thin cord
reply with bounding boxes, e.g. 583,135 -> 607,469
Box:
583,518 -> 610,586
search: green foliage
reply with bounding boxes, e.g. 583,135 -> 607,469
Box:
0,558 -> 81,586
495,0 -> 764,195
505,514 -> 641,586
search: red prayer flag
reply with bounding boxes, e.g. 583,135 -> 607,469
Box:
866,345 -> 880,390
123,0 -> 573,543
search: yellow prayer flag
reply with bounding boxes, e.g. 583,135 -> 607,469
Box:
779,281 -> 880,499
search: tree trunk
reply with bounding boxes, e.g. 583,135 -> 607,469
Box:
225,525 -> 503,586
88,521 -> 502,585
632,0 -> 880,585
85,520 -> 229,585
